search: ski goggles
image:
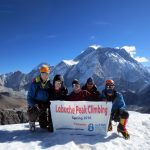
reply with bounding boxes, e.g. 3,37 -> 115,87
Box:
106,84 -> 115,89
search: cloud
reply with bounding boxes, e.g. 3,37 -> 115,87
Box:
134,57 -> 149,63
121,46 -> 136,57
120,46 -> 149,63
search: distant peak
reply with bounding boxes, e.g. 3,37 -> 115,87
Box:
62,60 -> 79,66
89,44 -> 102,50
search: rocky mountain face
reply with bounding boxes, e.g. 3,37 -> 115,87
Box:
0,109 -> 28,125
0,89 -> 27,125
51,46 -> 150,107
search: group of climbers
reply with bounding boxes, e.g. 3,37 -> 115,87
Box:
27,64 -> 130,139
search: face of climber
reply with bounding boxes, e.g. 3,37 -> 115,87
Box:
40,72 -> 49,82
54,80 -> 62,90
105,84 -> 115,96
87,82 -> 94,91
73,83 -> 81,93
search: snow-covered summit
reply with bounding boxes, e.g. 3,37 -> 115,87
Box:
89,44 -> 102,50
57,47 -> 150,88
63,60 -> 79,66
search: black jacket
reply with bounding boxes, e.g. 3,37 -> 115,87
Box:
50,86 -> 68,100
82,84 -> 100,100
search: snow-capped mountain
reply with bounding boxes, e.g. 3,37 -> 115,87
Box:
145,66 -> 150,73
50,46 -> 150,107
51,46 -> 150,89
49,60 -> 76,79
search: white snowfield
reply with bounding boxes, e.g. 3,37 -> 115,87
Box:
0,111 -> 150,150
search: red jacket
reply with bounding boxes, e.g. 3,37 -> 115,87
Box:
68,90 -> 91,101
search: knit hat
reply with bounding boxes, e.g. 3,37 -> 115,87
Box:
53,74 -> 64,85
86,77 -> 94,84
72,79 -> 80,86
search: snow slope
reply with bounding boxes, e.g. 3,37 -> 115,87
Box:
0,111 -> 150,150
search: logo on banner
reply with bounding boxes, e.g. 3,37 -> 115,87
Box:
88,123 -> 94,131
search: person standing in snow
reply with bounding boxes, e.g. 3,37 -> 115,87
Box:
100,79 -> 130,139
27,65 -> 53,132
49,75 -> 68,131
68,79 -> 91,101
82,77 -> 100,101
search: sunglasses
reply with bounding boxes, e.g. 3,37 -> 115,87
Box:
73,84 -> 80,87
41,72 -> 49,76
106,85 -> 115,88
55,80 -> 62,84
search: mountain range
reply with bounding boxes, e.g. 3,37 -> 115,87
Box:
0,45 -> 150,111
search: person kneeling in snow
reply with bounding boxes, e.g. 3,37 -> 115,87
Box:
27,65 -> 53,132
100,79 -> 130,139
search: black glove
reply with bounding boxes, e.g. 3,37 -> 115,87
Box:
111,110 -> 120,122
28,105 -> 40,114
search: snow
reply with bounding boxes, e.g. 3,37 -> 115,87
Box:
63,60 -> 79,66
89,45 -> 101,50
108,53 -> 126,64
0,111 -> 150,150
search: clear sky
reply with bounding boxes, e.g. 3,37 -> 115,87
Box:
0,0 -> 150,74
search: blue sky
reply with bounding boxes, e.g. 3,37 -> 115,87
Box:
0,0 -> 150,74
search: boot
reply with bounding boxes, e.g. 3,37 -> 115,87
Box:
47,124 -> 53,132
29,122 -> 36,132
108,121 -> 113,132
117,118 -> 130,139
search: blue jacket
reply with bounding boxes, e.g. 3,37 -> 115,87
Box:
27,76 -> 52,107
101,90 -> 126,112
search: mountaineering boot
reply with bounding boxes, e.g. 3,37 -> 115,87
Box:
29,122 -> 36,132
117,118 -> 130,139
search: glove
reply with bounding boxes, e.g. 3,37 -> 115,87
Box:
111,110 -> 120,122
28,105 -> 40,114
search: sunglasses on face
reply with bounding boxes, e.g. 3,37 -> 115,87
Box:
41,72 -> 49,76
73,84 -> 80,88
106,85 -> 115,89
55,81 -> 62,85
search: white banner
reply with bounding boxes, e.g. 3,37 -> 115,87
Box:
50,101 -> 112,135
